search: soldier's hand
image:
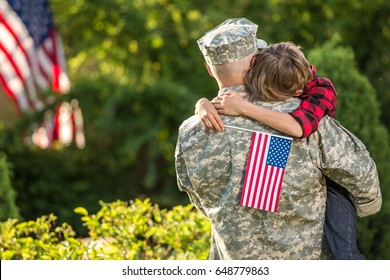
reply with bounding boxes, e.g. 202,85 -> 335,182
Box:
195,98 -> 224,132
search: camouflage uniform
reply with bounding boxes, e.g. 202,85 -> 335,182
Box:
174,18 -> 381,260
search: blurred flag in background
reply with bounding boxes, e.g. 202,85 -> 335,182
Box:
0,0 -> 85,149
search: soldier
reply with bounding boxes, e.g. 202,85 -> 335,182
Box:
197,39 -> 371,259
174,18 -> 381,259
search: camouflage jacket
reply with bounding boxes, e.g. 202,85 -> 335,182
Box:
174,85 -> 381,260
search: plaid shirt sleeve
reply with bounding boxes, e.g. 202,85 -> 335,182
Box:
290,65 -> 337,138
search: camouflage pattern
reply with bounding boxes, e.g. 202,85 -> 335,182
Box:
175,85 -> 381,260
197,18 -> 267,65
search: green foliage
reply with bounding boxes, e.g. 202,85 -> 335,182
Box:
0,199 -> 211,260
0,214 -> 86,260
50,0 -> 215,93
0,152 -> 19,220
0,0 -> 389,259
307,35 -> 390,260
76,199 -> 211,260
244,0 -> 390,129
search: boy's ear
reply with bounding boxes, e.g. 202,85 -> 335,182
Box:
250,55 -> 257,67
294,89 -> 303,96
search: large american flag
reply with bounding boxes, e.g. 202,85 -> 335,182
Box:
0,0 -> 84,149
240,131 -> 292,212
0,0 -> 70,113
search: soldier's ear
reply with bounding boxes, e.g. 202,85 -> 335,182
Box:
206,64 -> 214,78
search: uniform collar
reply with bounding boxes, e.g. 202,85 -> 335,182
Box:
218,85 -> 249,98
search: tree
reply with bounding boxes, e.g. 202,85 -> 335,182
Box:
0,152 -> 19,220
308,35 -> 390,259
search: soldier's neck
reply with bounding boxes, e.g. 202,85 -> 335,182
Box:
217,79 -> 245,89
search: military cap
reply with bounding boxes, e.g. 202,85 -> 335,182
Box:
197,18 -> 267,65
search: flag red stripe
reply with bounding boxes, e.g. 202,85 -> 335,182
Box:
0,12 -> 32,66
37,58 -> 52,87
39,41 -> 55,85
255,163 -> 269,208
270,167 -> 281,210
49,29 -> 61,91
272,169 -> 285,212
267,167 -> 279,211
262,164 -> 274,209
261,165 -> 275,210
0,43 -> 25,85
240,132 -> 257,205
0,56 -> 32,110
266,167 -> 279,211
242,132 -> 261,206
248,133 -> 265,207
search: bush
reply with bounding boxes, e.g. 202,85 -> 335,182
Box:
0,214 -> 85,260
0,199 -> 211,260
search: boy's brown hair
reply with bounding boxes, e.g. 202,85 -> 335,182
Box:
244,41 -> 312,102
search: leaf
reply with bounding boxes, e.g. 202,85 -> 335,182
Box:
74,207 -> 88,216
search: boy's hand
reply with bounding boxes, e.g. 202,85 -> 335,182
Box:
195,98 -> 224,132
212,92 -> 246,115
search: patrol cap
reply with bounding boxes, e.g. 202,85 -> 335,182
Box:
197,18 -> 267,65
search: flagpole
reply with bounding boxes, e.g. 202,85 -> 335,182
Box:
224,125 -> 293,141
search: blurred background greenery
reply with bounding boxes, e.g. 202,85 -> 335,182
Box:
0,0 -> 389,259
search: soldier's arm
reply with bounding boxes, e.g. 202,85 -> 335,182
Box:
175,140 -> 208,218
311,117 -> 382,217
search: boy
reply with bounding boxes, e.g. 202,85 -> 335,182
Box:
195,41 -> 366,259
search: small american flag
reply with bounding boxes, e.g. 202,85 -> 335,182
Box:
240,131 -> 292,212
